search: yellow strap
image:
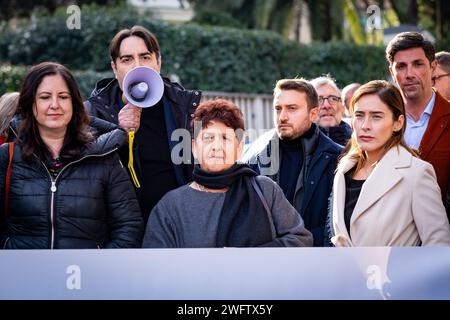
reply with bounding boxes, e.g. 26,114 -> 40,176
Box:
127,130 -> 141,188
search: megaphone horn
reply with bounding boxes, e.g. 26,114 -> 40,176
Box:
122,66 -> 164,108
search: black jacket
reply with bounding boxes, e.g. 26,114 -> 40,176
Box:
0,118 -> 144,249
319,120 -> 352,146
84,77 -> 201,212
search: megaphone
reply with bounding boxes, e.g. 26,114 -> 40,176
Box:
122,66 -> 164,108
121,66 -> 164,190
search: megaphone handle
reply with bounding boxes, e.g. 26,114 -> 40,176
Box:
127,130 -> 141,188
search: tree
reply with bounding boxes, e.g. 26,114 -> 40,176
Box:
0,0 -> 125,21
389,0 -> 418,25
189,0 -> 449,45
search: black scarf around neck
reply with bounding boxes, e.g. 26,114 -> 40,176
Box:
193,163 -> 274,247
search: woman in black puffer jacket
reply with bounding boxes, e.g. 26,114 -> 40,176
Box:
0,62 -> 144,249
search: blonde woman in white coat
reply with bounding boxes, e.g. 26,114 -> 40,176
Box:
330,80 -> 450,246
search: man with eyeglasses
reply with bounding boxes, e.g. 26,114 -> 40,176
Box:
433,51 -> 450,101
386,32 -> 450,218
311,75 -> 352,146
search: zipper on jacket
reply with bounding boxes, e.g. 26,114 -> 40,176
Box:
35,148 -> 119,249
3,237 -> 10,249
50,180 -> 57,249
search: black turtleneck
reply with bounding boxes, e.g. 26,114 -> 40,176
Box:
278,124 -> 315,204
137,100 -> 178,222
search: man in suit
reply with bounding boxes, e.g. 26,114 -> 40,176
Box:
242,78 -> 342,246
386,32 -> 450,217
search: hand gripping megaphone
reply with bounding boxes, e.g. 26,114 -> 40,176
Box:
122,66 -> 164,108
121,66 -> 164,189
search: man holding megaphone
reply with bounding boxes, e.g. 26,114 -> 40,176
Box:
85,26 -> 201,223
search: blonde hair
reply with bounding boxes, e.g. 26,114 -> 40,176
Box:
0,92 -> 19,135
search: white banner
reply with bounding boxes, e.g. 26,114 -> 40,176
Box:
0,247 -> 449,300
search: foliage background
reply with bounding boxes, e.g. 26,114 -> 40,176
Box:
0,5 -> 390,99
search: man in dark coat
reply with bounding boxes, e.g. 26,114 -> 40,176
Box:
85,26 -> 201,223
242,79 -> 342,246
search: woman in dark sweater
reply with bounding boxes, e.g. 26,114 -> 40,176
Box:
143,99 -> 312,248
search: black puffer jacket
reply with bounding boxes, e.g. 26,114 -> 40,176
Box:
0,118 -> 144,249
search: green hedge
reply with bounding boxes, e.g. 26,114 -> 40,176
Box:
0,65 -> 26,94
0,4 -> 389,96
0,64 -> 112,100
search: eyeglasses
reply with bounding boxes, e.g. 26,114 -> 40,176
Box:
432,73 -> 450,86
318,95 -> 341,106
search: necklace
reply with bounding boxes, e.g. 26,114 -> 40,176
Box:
191,182 -> 209,192
191,182 -> 228,193
196,182 -> 207,192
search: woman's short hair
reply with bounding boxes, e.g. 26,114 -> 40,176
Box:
18,62 -> 92,161
191,99 -> 245,141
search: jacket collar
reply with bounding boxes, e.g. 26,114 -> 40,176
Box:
88,77 -> 200,128
89,76 -> 198,107
336,146 -> 412,234
253,124 -> 319,178
419,89 -> 450,159
82,117 -> 127,157
89,77 -> 118,107
263,123 -> 321,158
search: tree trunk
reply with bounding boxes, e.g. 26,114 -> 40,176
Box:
435,0 -> 442,41
406,0 -> 418,25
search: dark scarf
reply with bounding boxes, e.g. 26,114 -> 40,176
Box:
193,163 -> 274,247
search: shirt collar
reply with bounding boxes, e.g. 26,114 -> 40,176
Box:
406,91 -> 435,121
423,91 -> 436,116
